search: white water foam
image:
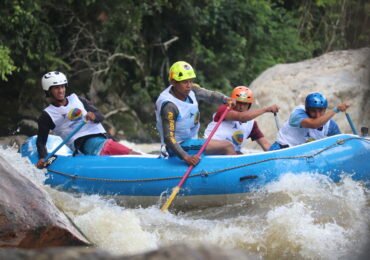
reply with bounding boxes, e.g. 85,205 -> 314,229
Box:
48,191 -> 159,255
1,146 -> 369,259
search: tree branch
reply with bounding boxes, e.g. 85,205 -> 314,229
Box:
104,107 -> 130,119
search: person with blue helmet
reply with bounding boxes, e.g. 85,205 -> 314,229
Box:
269,92 -> 350,150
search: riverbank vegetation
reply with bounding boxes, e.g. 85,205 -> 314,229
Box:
0,0 -> 368,141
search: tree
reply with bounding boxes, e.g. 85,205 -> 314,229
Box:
0,45 -> 17,81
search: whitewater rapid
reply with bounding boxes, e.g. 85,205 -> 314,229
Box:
0,145 -> 369,259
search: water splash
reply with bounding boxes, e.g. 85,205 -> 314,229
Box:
49,191 -> 159,255
1,146 -> 369,259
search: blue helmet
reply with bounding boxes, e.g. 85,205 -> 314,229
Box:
305,92 -> 328,109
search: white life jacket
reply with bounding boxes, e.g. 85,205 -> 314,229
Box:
44,93 -> 106,150
204,114 -> 254,152
276,105 -> 330,147
155,86 -> 200,144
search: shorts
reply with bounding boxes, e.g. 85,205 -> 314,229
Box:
167,138 -> 206,156
269,141 -> 289,151
100,139 -> 132,155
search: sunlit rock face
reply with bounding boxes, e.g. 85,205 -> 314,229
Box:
0,156 -> 90,248
249,48 -> 370,144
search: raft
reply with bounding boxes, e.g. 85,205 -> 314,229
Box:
21,134 -> 370,209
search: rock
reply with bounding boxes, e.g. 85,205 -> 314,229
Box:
0,243 -> 260,259
249,48 -> 370,146
0,135 -> 28,149
128,243 -> 260,260
0,247 -> 110,260
0,156 -> 90,248
17,119 -> 38,136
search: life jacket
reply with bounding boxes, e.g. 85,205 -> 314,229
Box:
276,105 -> 331,147
44,93 -> 106,150
155,86 -> 200,144
204,113 -> 254,152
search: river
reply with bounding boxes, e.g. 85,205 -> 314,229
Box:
1,143 -> 369,259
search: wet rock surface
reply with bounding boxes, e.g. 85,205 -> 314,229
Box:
0,156 -> 90,248
0,243 -> 259,260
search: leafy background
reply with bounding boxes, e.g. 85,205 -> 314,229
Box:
0,0 -> 369,142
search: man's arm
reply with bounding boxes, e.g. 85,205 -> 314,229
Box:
36,112 -> 55,168
192,83 -> 227,104
300,103 -> 350,129
255,137 -> 270,151
300,110 -> 337,129
160,102 -> 188,160
223,105 -> 279,122
249,121 -> 270,151
79,96 -> 105,123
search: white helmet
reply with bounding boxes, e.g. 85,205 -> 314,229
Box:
41,71 -> 68,91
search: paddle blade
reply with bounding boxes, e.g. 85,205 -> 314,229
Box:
161,186 -> 180,212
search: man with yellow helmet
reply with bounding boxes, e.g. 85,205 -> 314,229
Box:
155,61 -> 236,166
205,86 -> 279,152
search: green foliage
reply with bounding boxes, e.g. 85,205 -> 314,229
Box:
0,0 -> 368,139
0,46 -> 17,81
292,0 -> 370,54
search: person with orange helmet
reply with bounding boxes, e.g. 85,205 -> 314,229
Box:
36,71 -> 140,169
155,61 -> 237,166
204,86 -> 279,152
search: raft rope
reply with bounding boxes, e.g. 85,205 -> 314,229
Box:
48,137 -> 370,183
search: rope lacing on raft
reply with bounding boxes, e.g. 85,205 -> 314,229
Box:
47,137 -> 370,183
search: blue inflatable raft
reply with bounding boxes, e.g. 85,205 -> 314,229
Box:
21,134 -> 370,209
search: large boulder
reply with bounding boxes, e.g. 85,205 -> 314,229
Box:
0,156 -> 90,248
249,48 -> 370,146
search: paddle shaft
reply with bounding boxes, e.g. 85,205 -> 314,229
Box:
161,105 -> 231,211
273,112 -> 280,131
45,120 -> 86,161
178,106 -> 231,187
345,113 -> 358,135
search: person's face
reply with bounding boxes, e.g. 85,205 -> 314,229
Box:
234,101 -> 251,112
307,107 -> 326,118
172,79 -> 193,98
49,84 -> 66,101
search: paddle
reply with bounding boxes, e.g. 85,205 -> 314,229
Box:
44,120 -> 86,165
273,112 -> 280,131
345,112 -> 358,135
161,105 -> 231,212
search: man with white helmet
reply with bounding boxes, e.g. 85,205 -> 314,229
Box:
155,61 -> 236,166
269,92 -> 350,150
36,71 -> 140,169
204,86 -> 279,152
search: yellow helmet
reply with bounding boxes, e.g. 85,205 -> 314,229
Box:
168,61 -> 196,82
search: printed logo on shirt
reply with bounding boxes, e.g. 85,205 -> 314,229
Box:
232,130 -> 244,145
305,132 -> 316,143
67,108 -> 82,121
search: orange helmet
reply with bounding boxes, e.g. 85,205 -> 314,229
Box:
230,86 -> 254,103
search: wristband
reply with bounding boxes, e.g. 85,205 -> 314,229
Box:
333,107 -> 340,113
